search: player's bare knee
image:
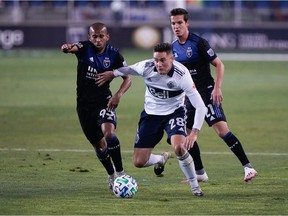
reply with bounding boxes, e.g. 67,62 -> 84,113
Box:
133,159 -> 145,168
172,144 -> 183,156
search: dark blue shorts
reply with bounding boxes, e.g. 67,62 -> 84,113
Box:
134,107 -> 187,148
185,85 -> 226,129
77,105 -> 117,144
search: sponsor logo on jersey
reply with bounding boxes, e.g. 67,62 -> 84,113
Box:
89,57 -> 94,62
86,66 -> 98,79
207,48 -> 215,57
103,57 -> 110,68
148,86 -> 169,99
147,85 -> 183,99
174,52 -> 178,58
186,47 -> 192,58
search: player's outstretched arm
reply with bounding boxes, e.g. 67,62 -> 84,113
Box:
61,43 -> 78,53
95,71 -> 115,86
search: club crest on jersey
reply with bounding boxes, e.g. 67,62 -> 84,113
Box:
167,81 -> 176,89
103,57 -> 111,68
186,47 -> 192,58
207,48 -> 215,57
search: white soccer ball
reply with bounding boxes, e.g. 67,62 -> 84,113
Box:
113,174 -> 138,198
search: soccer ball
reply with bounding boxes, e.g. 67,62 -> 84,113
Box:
113,174 -> 138,198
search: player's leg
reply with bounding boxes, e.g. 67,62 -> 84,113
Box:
166,107 -> 203,196
171,134 -> 203,196
133,110 -> 171,170
102,121 -> 125,176
212,121 -> 258,181
185,99 -> 208,182
77,107 -> 115,190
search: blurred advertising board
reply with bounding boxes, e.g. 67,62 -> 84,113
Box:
0,25 -> 287,52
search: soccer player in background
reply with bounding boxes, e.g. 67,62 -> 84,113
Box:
61,22 -> 132,191
96,42 -> 207,196
168,8 -> 257,182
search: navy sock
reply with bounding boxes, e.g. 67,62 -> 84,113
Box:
106,136 -> 124,172
96,147 -> 114,175
222,131 -> 250,166
188,141 -> 204,171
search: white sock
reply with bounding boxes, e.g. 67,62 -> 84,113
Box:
143,154 -> 163,167
177,151 -> 199,188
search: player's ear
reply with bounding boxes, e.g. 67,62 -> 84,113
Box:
106,34 -> 110,41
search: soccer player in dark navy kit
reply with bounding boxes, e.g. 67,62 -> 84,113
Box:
61,22 -> 131,191
168,8 -> 257,182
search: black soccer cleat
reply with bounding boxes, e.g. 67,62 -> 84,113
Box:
154,152 -> 171,176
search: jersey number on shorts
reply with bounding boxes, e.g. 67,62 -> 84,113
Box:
169,117 -> 185,130
99,109 -> 115,121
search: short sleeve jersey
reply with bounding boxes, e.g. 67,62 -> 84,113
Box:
171,32 -> 217,92
74,41 -> 127,108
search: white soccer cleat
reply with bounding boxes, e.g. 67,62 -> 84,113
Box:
197,172 -> 209,183
191,186 -> 204,197
154,152 -> 172,176
244,167 -> 258,182
108,174 -> 116,191
181,172 -> 209,183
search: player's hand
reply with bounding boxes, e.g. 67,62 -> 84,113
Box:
211,87 -> 223,106
95,71 -> 115,86
61,43 -> 75,53
107,94 -> 121,111
184,129 -> 199,150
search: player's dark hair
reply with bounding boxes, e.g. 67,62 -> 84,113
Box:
154,42 -> 172,55
89,22 -> 108,34
170,8 -> 189,22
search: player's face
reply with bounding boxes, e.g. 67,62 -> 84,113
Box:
153,51 -> 174,75
170,15 -> 189,38
88,27 -> 110,53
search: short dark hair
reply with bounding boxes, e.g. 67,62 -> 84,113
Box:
154,42 -> 172,55
169,8 -> 189,22
89,22 -> 108,34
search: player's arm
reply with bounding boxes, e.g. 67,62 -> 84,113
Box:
61,43 -> 78,53
96,62 -> 143,86
210,57 -> 225,106
182,71 -> 207,150
107,75 -> 132,111
199,38 -> 225,106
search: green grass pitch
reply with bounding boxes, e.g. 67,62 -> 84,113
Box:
0,49 -> 287,215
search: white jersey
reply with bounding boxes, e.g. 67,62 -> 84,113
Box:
114,59 -> 207,130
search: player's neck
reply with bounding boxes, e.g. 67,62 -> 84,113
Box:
178,31 -> 189,44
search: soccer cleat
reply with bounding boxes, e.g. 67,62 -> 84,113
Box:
116,170 -> 126,177
191,186 -> 204,197
181,172 -> 208,183
108,173 -> 116,191
244,167 -> 258,182
154,152 -> 172,176
197,172 -> 209,183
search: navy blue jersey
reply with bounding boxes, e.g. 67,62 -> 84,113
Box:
171,32 -> 217,92
74,41 -> 126,109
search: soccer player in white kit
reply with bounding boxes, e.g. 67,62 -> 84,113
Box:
96,42 -> 207,196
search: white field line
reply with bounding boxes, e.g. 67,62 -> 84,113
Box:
0,148 -> 287,156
